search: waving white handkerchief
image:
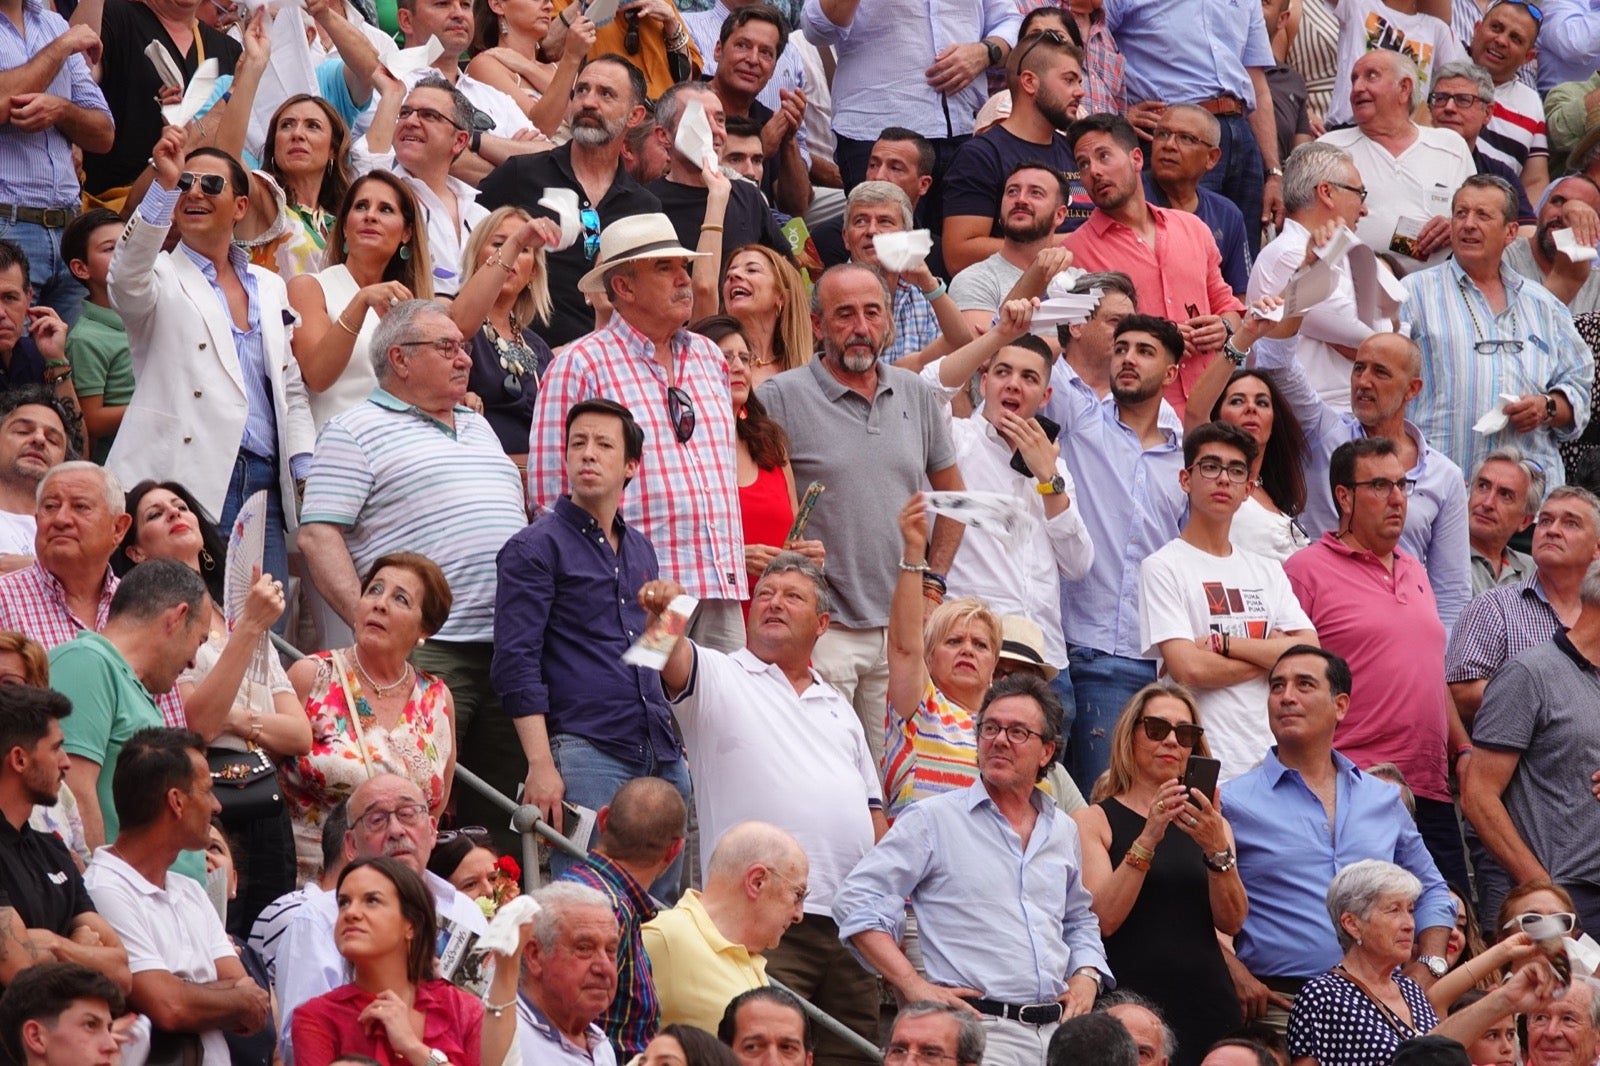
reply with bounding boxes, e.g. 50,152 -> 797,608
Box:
385,34 -> 444,78
873,230 -> 933,273
925,491 -> 1038,553
675,100 -> 718,172
1472,392 -> 1523,435
478,895 -> 542,957
161,58 -> 219,128
538,188 -> 582,251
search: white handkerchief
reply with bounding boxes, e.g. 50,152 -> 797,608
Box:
1554,227 -> 1600,263
161,58 -> 219,128
538,188 -> 581,251
584,0 -> 620,28
674,99 -> 717,171
1045,266 -> 1086,300
1472,392 -> 1523,435
477,895 -> 542,956
385,34 -> 444,78
872,230 -> 933,273
925,491 -> 1039,553
145,41 -> 185,90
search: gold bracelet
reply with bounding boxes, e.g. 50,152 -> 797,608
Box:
700,223 -> 724,233
1127,841 -> 1155,864
486,249 -> 517,274
335,313 -> 360,337
1122,851 -> 1151,872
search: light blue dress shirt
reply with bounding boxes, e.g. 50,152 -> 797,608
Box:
1103,0 -> 1276,106
0,0 -> 110,207
1042,363 -> 1187,660
1225,748 -> 1454,979
833,780 -> 1111,1003
1534,0 -> 1600,92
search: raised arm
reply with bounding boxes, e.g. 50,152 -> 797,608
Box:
887,495 -> 934,724
691,162 -> 732,323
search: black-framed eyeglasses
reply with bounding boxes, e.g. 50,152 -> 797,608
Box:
885,1048 -> 957,1065
1474,338 -> 1525,354
667,385 -> 696,444
1347,476 -> 1417,497
1428,91 -> 1487,110
1504,911 -> 1575,935
976,719 -> 1048,745
1327,180 -> 1369,203
398,337 -> 473,357
581,207 -> 601,261
1152,128 -> 1218,150
1012,28 -> 1076,73
398,104 -> 466,131
1189,457 -> 1252,484
176,171 -> 228,196
436,825 -> 492,846
354,802 -> 430,834
1136,716 -> 1205,748
1488,0 -> 1542,23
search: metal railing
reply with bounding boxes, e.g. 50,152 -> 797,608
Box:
269,634 -> 883,1059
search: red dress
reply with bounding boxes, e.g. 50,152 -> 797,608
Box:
290,978 -> 484,1066
739,463 -> 795,616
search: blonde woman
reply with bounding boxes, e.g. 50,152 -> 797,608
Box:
721,245 -> 813,388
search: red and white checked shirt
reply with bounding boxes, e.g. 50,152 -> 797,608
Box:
528,312 -> 747,602
0,562 -> 187,727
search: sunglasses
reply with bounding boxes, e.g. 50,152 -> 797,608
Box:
1489,0 -> 1542,22
581,207 -> 601,261
176,171 -> 228,196
1504,911 -> 1576,936
1136,716 -> 1205,748
436,825 -> 492,846
1012,27 -> 1078,73
667,386 -> 696,444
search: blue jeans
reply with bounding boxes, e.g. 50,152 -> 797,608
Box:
1202,113 -> 1266,256
0,218 -> 85,326
1065,646 -> 1156,796
1049,669 -> 1077,764
216,450 -> 288,632
548,733 -> 692,903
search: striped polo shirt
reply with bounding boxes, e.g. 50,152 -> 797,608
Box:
301,389 -> 526,643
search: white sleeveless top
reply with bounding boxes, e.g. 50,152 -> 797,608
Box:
307,264 -> 381,429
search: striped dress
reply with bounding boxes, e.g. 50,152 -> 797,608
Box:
882,681 -> 981,820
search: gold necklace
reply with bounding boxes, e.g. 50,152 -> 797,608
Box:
353,649 -> 413,698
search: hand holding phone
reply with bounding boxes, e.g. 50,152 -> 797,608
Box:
1183,755 -> 1222,806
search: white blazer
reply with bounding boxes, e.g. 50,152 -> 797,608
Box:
106,210 -> 315,530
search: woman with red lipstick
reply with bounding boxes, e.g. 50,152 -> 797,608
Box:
282,554 -> 457,885
114,479 -> 313,935
292,856 -> 520,1066
1071,684 -> 1244,1066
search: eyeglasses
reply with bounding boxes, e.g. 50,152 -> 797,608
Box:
885,1048 -> 958,1065
1428,91 -> 1487,110
1189,457 -> 1252,484
398,337 -> 473,357
354,802 -> 430,834
176,172 -> 228,196
1328,181 -> 1369,203
1152,128 -> 1218,150
763,865 -> 809,906
398,104 -> 465,131
1135,716 -> 1205,748
1347,476 -> 1418,497
1489,0 -> 1543,23
667,385 -> 696,444
976,719 -> 1048,745
1504,911 -> 1576,936
435,825 -> 491,846
581,207 -> 601,261
1474,338 -> 1525,354
1011,28 -> 1078,74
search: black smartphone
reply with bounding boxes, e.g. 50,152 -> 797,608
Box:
1183,755 -> 1222,806
1007,414 -> 1062,478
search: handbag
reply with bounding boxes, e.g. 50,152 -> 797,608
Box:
207,746 -> 283,822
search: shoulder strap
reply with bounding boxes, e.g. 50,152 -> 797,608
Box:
329,649 -> 377,780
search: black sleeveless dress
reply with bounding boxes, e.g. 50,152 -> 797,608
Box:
1100,797 -> 1243,1066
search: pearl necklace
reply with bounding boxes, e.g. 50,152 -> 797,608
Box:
353,649 -> 412,698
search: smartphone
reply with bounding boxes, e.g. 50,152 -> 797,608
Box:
1183,755 -> 1221,806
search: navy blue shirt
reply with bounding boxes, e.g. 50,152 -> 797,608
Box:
490,496 -> 682,764
1146,175 -> 1253,295
1,337 -> 48,390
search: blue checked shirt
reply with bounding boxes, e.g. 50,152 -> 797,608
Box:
1402,259 -> 1593,487
1444,574 -> 1562,685
0,0 -> 109,207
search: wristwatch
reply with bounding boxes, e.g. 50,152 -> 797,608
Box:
985,39 -> 1003,66
1202,847 -> 1236,872
1073,966 -> 1103,991
1546,394 -> 1558,424
1223,338 -> 1249,367
1264,166 -> 1284,178
1036,474 -> 1066,496
1419,955 -> 1449,979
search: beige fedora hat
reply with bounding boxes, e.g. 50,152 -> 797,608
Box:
576,212 -> 708,294
997,615 -> 1059,682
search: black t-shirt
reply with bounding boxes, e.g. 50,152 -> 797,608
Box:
478,144 -> 661,347
940,125 -> 1092,238
646,176 -> 791,268
0,337 -> 47,390
83,0 -> 240,197
0,816 -> 94,950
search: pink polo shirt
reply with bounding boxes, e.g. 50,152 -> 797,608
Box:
1283,533 -> 1451,802
1062,204 -> 1243,420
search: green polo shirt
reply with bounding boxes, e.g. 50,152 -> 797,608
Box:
64,301 -> 134,464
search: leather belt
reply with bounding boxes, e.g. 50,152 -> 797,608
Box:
1195,94 -> 1246,117
965,998 -> 1064,1025
0,203 -> 78,228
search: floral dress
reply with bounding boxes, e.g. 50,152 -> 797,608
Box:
279,649 -> 452,885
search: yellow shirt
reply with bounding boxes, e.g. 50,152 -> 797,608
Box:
641,889 -> 767,1032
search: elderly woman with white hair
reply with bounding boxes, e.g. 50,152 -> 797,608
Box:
1288,860 -> 1557,1066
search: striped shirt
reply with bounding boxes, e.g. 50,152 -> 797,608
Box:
1444,573 -> 1561,683
528,313 -> 746,603
1402,259 -> 1594,487
0,562 -> 185,727
1480,78 -> 1548,177
882,681 -> 980,820
0,0 -> 109,207
559,853 -> 660,1058
247,884 -> 320,983
301,389 -> 527,642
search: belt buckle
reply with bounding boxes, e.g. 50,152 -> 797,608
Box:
1017,1002 -> 1060,1025
41,208 -> 72,228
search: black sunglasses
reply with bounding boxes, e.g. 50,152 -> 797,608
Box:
435,825 -> 492,846
667,385 -> 696,444
1012,27 -> 1078,72
1136,716 -> 1205,748
176,171 -> 228,196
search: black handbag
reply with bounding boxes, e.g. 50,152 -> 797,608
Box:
206,747 -> 282,822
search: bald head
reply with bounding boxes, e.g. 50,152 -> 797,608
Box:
702,821 -> 810,953
708,821 -> 807,882
596,777 -> 687,865
346,773 -> 436,874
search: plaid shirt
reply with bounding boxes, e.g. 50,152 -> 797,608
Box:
0,562 -> 186,727
559,853 -> 661,1057
1445,573 -> 1563,685
1082,13 -> 1126,118
529,313 -> 746,602
888,278 -> 940,365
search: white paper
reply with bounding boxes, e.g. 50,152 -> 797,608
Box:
384,34 -> 444,78
145,41 -> 185,91
244,6 -> 320,160
1554,227 -> 1600,263
1569,934 -> 1600,977
1472,392 -> 1523,435
538,188 -> 581,252
925,491 -> 1038,553
1271,226 -> 1358,317
623,593 -> 698,670
872,229 -> 933,273
162,58 -> 220,128
1028,291 -> 1102,332
477,895 -> 541,956
583,0 -> 620,28
1345,242 -> 1406,327
673,99 -> 717,171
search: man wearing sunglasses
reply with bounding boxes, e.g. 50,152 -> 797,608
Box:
1465,0 -> 1548,199
1137,420 -> 1315,783
1223,645 -> 1454,1032
1282,436 -> 1468,894
105,126 -> 314,595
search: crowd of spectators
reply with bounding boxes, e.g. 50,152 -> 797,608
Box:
2,0 -> 1600,1062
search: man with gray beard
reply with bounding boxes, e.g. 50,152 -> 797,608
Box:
479,55 -> 662,346
757,263 -> 966,762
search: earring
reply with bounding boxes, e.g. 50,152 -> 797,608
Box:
341,240 -> 349,255
199,548 -> 216,573
499,15 -> 508,37
737,404 -> 747,421
399,245 -> 411,261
